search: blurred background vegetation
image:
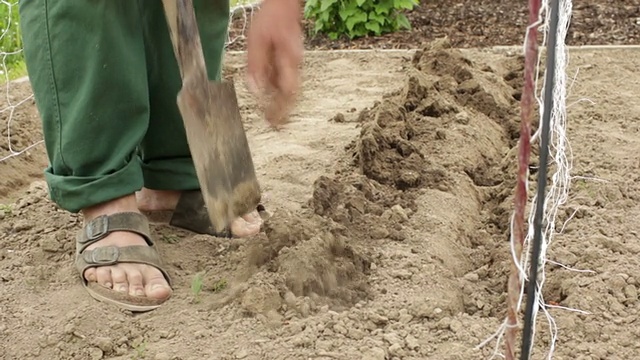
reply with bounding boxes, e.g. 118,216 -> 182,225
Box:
0,2 -> 26,80
0,0 -> 415,82
0,0 -> 255,81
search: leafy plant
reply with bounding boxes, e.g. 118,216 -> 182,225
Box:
160,234 -> 179,244
133,341 -> 147,359
0,2 -> 27,80
191,272 -> 204,303
0,204 -> 12,216
304,0 -> 419,40
211,278 -> 227,293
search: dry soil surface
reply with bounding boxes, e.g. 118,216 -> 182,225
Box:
1,44 -> 640,360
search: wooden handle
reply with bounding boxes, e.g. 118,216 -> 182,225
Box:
161,0 -> 209,84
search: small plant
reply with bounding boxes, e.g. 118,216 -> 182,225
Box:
212,278 -> 228,293
0,204 -> 13,216
304,0 -> 419,40
160,234 -> 178,244
191,272 -> 205,303
133,341 -> 147,359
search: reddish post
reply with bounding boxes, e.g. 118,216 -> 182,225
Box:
505,0 -> 542,359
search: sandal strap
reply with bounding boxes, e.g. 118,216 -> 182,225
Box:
74,212 -> 172,287
76,212 -> 153,253
75,245 -> 171,286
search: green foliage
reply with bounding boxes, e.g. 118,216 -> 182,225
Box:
304,0 -> 418,40
230,0 -> 253,6
0,2 -> 26,80
211,278 -> 227,293
191,272 -> 204,303
0,204 -> 12,216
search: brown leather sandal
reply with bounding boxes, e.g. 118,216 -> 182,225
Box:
75,212 -> 173,312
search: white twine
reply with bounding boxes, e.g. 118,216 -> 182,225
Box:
479,1 -> 598,359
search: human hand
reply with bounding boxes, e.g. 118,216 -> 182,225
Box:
246,0 -> 303,127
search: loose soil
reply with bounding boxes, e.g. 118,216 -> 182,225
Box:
2,42 -> 640,359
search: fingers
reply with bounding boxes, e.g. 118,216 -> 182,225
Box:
270,45 -> 301,125
264,91 -> 288,126
246,23 -> 270,97
274,35 -> 302,96
246,3 -> 303,127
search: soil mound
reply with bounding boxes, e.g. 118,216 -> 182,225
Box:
238,39 -> 527,322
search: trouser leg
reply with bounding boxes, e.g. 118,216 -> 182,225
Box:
19,0 -> 149,213
138,0 -> 230,190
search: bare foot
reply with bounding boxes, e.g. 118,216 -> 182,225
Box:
82,195 -> 172,301
136,188 -> 262,237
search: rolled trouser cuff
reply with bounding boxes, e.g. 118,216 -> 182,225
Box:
141,158 -> 200,191
45,155 -> 144,213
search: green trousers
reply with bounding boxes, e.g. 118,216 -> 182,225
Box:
18,0 -> 229,213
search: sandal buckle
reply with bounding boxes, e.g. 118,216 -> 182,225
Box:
84,246 -> 120,265
84,215 -> 110,242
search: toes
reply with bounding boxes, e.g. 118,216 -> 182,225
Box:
111,267 -> 129,293
126,268 -> 146,297
242,210 -> 263,225
110,264 -> 171,300
230,216 -> 261,238
143,266 -> 172,300
84,268 -> 97,283
89,264 -> 170,299
95,266 -> 113,289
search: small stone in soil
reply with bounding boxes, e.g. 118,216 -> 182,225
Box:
388,343 -> 403,356
449,319 -> 464,333
88,347 -> 103,360
13,220 -> 33,232
405,334 -> 420,350
93,337 -> 113,353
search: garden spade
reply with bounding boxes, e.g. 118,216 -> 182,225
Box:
161,0 -> 262,234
